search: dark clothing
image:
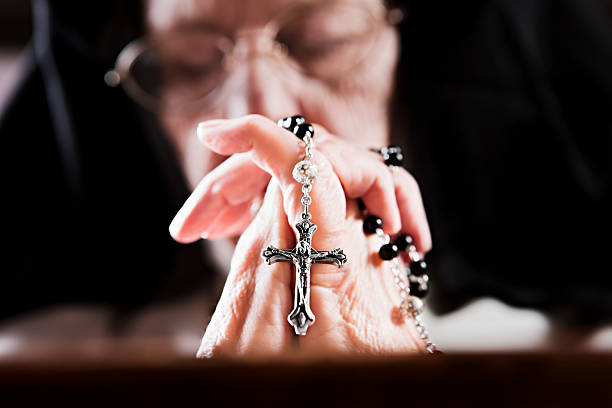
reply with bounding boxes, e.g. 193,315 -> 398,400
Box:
396,0 -> 612,319
1,0 -> 208,319
1,0 -> 611,320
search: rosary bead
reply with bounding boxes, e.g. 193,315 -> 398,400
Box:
379,243 -> 399,260
410,260 -> 428,276
410,280 -> 429,298
394,234 -> 414,251
363,215 -> 383,234
406,297 -> 424,315
381,145 -> 403,166
278,115 -> 305,132
384,151 -> 403,166
294,123 -> 314,140
293,160 -> 318,184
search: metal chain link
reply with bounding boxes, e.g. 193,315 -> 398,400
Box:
294,134 -> 316,219
375,228 -> 437,354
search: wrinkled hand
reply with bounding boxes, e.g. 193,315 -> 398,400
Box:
170,115 -> 432,357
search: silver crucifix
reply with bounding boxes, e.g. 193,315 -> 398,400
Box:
263,217 -> 346,335
262,117 -> 347,335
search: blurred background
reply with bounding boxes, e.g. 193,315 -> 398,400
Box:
0,1 -> 29,113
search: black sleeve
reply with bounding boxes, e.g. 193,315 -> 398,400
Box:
0,48 -> 209,319
398,0 -> 612,318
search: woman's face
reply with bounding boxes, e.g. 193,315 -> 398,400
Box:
146,0 -> 399,189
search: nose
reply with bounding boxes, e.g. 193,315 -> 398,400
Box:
220,47 -> 302,121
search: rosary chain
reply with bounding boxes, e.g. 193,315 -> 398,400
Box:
296,134 -> 315,219
291,122 -> 436,352
375,228 -> 437,354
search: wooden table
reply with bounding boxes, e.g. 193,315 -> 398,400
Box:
0,341 -> 610,407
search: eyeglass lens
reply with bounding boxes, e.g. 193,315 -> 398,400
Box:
124,1 -> 383,111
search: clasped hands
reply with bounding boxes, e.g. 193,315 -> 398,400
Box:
169,115 -> 432,357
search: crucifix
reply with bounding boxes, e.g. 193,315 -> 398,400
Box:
262,117 -> 347,335
263,217 -> 347,335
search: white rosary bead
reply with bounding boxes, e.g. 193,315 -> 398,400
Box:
406,297 -> 424,316
293,160 -> 318,184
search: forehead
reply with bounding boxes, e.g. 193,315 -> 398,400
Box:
146,0 -> 381,33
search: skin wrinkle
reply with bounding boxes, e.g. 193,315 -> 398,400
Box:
238,267 -> 275,353
336,249 -> 384,353
281,174 -> 342,232
202,201 -> 246,237
199,273 -> 249,356
312,26 -> 396,145
207,203 -> 252,238
224,180 -> 294,355
302,218 -> 379,354
324,217 -> 420,354
203,208 -> 272,355
218,115 -> 303,190
392,167 -> 432,253
177,151 -> 270,239
226,268 -> 256,353
199,210 -> 224,239
212,159 -> 265,206
299,288 -> 349,352
318,139 -> 402,234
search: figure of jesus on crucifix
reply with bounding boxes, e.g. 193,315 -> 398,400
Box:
263,217 -> 347,335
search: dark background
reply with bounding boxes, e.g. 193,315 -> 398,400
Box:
0,0 -> 31,46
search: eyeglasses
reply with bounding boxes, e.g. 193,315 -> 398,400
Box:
105,0 -> 404,114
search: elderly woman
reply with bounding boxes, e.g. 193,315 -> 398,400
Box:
130,0 -> 433,355
1,0 -> 611,355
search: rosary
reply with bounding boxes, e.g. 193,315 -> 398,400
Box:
262,116 -> 436,353
262,116 -> 347,335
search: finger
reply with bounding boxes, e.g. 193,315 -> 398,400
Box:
201,199 -> 257,239
197,115 -> 299,190
169,152 -> 270,243
197,115 -> 347,233
391,167 -> 432,253
314,128 -> 402,235
197,179 -> 294,357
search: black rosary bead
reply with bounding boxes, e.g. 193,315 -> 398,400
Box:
409,280 -> 429,298
293,123 -> 314,140
379,243 -> 399,260
410,260 -> 428,276
278,115 -> 305,132
381,145 -> 403,166
394,234 -> 414,251
363,215 -> 383,234
384,151 -> 403,166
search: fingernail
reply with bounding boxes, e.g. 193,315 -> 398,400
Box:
197,120 -> 225,140
168,216 -> 185,241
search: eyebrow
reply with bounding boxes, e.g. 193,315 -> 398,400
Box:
172,16 -> 233,37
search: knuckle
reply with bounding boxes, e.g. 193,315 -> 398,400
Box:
242,114 -> 268,133
197,336 -> 232,358
394,167 -> 421,195
313,125 -> 333,144
375,162 -> 394,190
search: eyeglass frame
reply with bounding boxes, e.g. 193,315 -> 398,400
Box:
105,0 -> 405,113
